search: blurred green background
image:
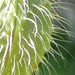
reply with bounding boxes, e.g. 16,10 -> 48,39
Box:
37,0 -> 75,75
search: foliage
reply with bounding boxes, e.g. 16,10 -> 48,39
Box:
0,0 -> 72,75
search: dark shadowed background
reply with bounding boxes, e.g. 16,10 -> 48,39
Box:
51,0 -> 75,75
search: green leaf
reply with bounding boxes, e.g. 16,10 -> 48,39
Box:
0,0 -> 53,75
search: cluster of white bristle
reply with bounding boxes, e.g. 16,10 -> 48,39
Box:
0,0 -> 73,75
